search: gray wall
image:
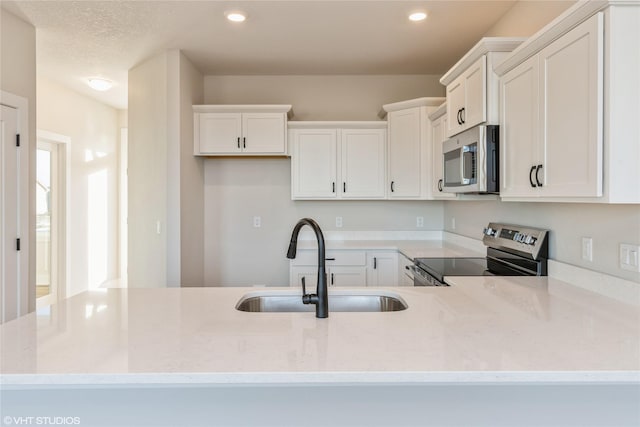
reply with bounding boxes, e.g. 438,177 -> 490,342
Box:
444,201 -> 639,282
204,157 -> 443,286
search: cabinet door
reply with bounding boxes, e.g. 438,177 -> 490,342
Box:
341,129 -> 386,199
446,76 -> 466,137
500,55 -> 541,198
198,113 -> 242,154
388,108 -> 421,198
463,55 -> 487,130
291,129 -> 337,198
329,267 -> 367,287
367,252 -> 398,287
242,113 -> 286,154
539,13 -> 603,197
431,115 -> 456,199
290,266 -> 318,288
398,254 -> 414,287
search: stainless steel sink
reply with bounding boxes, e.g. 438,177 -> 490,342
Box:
236,290 -> 408,313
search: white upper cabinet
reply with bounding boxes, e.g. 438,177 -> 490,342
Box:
440,38 -> 525,139
382,97 -> 445,200
387,108 -> 422,198
193,105 -> 292,156
290,122 -> 387,200
291,128 -> 338,199
497,1 -> 638,203
340,129 -> 386,199
446,56 -> 487,137
428,103 -> 457,199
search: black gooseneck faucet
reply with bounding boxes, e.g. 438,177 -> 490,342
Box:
286,218 -> 328,318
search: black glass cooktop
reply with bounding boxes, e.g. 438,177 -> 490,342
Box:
414,257 -> 489,283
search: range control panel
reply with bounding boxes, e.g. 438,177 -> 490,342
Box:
482,223 -> 549,260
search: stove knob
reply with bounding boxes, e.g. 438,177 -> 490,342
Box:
484,227 -> 496,237
525,235 -> 533,245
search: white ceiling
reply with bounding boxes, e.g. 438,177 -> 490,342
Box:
4,0 -> 523,110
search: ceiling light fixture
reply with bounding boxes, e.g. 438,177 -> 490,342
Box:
88,78 -> 113,91
409,12 -> 427,22
226,11 -> 247,22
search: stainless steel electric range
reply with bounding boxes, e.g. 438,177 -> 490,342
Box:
411,223 -> 549,286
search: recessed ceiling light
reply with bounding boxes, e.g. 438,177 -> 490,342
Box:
226,11 -> 247,22
88,78 -> 112,91
409,12 -> 427,22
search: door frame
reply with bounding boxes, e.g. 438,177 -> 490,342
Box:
36,130 -> 70,307
0,90 -> 30,321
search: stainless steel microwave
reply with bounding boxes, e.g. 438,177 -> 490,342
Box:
442,125 -> 498,194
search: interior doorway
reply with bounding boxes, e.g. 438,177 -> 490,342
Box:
36,130 -> 69,308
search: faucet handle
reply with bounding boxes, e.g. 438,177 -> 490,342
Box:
301,276 -> 307,296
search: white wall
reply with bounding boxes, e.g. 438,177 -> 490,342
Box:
128,50 -> 204,288
37,77 -> 120,297
204,158 -> 443,286
205,75 -> 444,120
1,8 -> 37,312
202,75 -> 445,286
177,52 -> 204,287
128,52 -> 169,288
484,1 -> 576,37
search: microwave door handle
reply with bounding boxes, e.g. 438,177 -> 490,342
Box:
461,145 -> 474,185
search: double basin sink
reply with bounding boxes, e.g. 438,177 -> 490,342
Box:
236,290 -> 408,313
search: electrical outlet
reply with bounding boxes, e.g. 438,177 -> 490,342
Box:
335,216 -> 343,228
416,216 -> 424,228
253,216 -> 261,228
619,243 -> 640,272
581,237 -> 593,262
451,217 -> 456,230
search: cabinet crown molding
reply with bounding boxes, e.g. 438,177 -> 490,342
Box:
193,104 -> 293,119
439,37 -> 526,86
428,102 -> 447,121
380,97 -> 446,117
494,0 -> 631,76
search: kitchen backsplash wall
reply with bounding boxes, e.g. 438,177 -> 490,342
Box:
444,200 -> 640,282
204,158 -> 444,286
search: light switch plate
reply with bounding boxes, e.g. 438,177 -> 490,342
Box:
581,237 -> 593,262
620,243 -> 640,272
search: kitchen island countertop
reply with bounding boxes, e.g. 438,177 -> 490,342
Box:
2,276 -> 638,386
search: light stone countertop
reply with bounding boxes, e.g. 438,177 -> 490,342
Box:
1,276 -> 639,387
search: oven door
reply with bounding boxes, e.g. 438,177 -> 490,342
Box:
410,265 -> 444,286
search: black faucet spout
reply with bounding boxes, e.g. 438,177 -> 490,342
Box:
286,218 -> 328,318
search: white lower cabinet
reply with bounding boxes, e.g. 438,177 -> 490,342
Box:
398,253 -> 414,287
289,249 -> 401,287
290,250 -> 367,287
366,251 -> 398,287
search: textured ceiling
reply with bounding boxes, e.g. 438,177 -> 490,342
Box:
4,0 -> 523,110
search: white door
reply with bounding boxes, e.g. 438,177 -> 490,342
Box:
367,252 -> 398,287
198,113 -> 242,154
329,267 -> 367,287
291,129 -> 337,198
500,55 -> 541,198
446,76 -> 466,137
340,129 -> 386,199
463,55 -> 487,130
388,108 -> 421,198
242,113 -> 286,154
1,104 -> 28,323
431,115 -> 456,199
539,13 -> 603,197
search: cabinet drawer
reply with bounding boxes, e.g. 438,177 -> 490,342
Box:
290,250 -> 366,266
